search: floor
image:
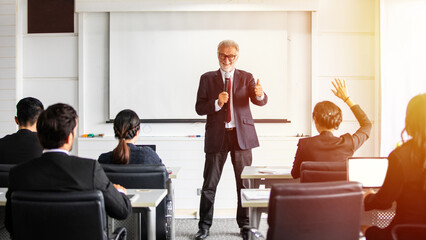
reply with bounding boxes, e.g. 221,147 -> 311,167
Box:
175,218 -> 268,240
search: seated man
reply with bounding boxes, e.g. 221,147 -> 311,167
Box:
5,103 -> 132,238
0,97 -> 44,164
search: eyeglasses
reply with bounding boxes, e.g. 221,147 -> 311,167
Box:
218,53 -> 237,61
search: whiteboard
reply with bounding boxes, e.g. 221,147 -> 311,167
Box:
109,12 -> 288,120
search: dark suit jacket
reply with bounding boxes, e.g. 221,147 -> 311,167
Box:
364,140 -> 426,230
98,143 -> 163,165
0,129 -> 43,164
5,152 -> 132,236
98,143 -> 169,178
291,105 -> 372,178
195,69 -> 268,153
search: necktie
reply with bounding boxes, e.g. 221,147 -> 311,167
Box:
226,77 -> 232,123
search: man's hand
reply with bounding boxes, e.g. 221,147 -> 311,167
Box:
363,188 -> 376,200
114,184 -> 127,195
218,92 -> 229,107
254,79 -> 263,97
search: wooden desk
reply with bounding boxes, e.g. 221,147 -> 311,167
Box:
241,166 -> 294,188
0,188 -> 167,240
241,189 -> 270,231
127,189 -> 167,240
166,167 -> 180,240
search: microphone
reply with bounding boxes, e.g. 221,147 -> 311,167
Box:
224,72 -> 231,92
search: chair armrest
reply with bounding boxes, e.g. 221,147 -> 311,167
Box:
111,227 -> 127,240
243,226 -> 266,240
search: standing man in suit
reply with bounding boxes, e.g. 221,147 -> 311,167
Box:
5,103 -> 132,237
0,97 -> 44,164
195,40 -> 268,240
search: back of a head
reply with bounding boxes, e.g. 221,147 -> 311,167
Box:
404,93 -> 426,190
313,101 -> 342,130
113,109 -> 141,164
16,97 -> 44,127
405,93 -> 426,144
36,103 -> 78,149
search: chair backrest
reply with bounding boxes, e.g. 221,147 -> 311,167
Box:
11,190 -> 107,240
391,224 -> 426,240
300,161 -> 347,183
101,164 -> 168,240
101,164 -> 167,189
267,181 -> 363,240
0,164 -> 15,187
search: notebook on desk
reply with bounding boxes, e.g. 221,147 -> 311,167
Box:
126,194 -> 139,203
347,157 -> 388,189
243,189 -> 270,200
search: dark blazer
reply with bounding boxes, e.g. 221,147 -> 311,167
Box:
0,129 -> 43,164
364,140 -> 426,231
98,143 -> 163,165
195,69 -> 268,153
98,143 -> 169,178
5,152 -> 132,236
291,105 -> 372,178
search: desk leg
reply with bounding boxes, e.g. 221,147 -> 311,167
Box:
249,207 -> 260,240
107,216 -> 113,237
248,179 -> 254,189
167,178 -> 175,240
147,207 -> 156,240
136,213 -> 142,240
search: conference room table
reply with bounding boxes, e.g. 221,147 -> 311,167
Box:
241,166 -> 295,189
0,188 -> 167,240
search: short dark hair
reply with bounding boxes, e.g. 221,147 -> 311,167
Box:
313,101 -> 342,130
37,103 -> 78,149
16,97 -> 44,126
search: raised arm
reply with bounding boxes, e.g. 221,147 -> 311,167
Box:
332,78 -> 372,150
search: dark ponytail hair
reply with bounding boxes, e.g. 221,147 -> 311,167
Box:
400,93 -> 426,190
313,101 -> 342,130
112,109 -> 140,164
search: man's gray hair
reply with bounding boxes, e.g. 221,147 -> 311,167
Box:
217,40 -> 239,53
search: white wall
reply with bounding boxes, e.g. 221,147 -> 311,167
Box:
313,0 -> 379,157
0,0 -> 17,137
77,10 -> 311,216
4,0 -> 379,217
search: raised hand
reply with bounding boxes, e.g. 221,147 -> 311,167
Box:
254,79 -> 263,97
331,78 -> 349,101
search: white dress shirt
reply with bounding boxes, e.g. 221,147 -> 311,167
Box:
215,69 -> 264,129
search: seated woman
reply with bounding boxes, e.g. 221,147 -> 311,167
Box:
98,109 -> 164,166
364,93 -> 426,240
291,78 -> 372,178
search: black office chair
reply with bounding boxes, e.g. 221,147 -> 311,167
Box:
300,161 -> 347,183
0,164 -> 14,239
10,190 -> 126,240
0,164 -> 15,187
247,181 -> 363,240
391,224 -> 426,240
101,164 -> 169,240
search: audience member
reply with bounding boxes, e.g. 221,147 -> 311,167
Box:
98,109 -> 165,167
291,78 -> 372,178
364,93 -> 426,240
0,97 -> 44,164
5,103 -> 132,237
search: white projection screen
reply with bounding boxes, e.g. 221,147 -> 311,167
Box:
109,12 -> 288,121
